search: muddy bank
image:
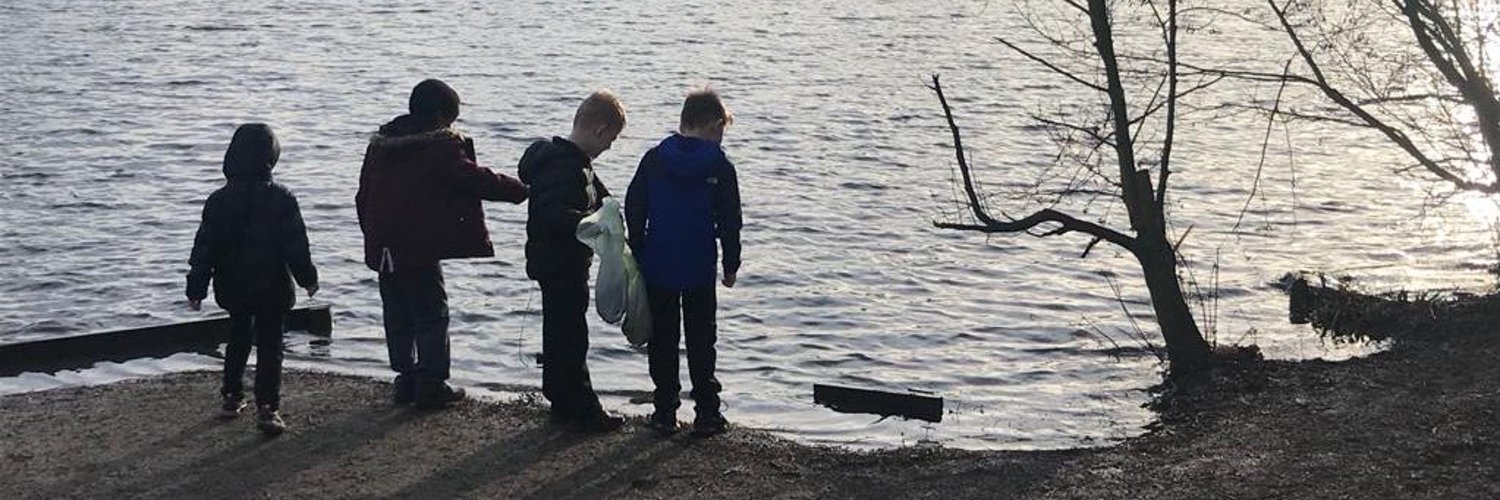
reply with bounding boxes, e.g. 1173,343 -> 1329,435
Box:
2,330 -> 1497,499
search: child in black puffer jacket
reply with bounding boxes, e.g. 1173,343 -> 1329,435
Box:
186,123 -> 318,436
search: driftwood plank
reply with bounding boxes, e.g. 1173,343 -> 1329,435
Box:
0,305 -> 332,377
813,383 -> 944,423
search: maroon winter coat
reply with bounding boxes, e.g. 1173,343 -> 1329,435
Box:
356,116 -> 528,273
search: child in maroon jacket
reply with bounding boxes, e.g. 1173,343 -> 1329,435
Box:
357,79 -> 528,408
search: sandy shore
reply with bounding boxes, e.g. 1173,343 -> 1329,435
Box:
3,332 -> 1497,499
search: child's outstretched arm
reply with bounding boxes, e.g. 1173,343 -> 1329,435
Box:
438,138 -> 528,203
186,196 -> 219,309
714,159 -> 743,287
280,194 -> 319,296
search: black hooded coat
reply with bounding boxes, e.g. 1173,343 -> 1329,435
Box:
518,137 -> 609,281
186,124 -> 318,313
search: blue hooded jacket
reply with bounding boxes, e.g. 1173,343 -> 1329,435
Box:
626,134 -> 742,291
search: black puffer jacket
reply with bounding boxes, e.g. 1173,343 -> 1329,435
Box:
518,137 -> 609,281
186,124 -> 318,313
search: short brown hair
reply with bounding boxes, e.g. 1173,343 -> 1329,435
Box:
573,89 -> 627,131
680,88 -> 732,131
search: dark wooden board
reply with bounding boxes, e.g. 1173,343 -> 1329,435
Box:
813,383 -> 943,423
0,305 -> 332,377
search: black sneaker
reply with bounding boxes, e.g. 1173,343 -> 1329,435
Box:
573,412 -> 625,433
255,406 -> 287,436
415,384 -> 466,410
645,412 -> 681,435
219,393 -> 248,419
690,413 -> 728,438
393,375 -> 416,406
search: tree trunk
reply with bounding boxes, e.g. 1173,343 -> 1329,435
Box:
1135,237 -> 1215,375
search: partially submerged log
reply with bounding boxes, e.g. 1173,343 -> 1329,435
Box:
1285,274 -> 1499,342
813,384 -> 943,423
0,305 -> 332,377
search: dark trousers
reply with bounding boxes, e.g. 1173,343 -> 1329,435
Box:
647,284 -> 721,416
379,265 -> 451,388
222,307 -> 286,409
539,277 -> 603,418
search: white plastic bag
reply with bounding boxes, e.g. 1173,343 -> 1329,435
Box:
619,247 -> 652,346
576,198 -> 626,322
576,197 -> 652,346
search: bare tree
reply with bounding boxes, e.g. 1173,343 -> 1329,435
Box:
932,0 -> 1219,375
1257,0 -> 1500,192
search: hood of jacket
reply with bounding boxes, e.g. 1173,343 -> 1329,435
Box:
369,114 -> 465,152
223,123 -> 280,181
517,137 -> 589,184
655,134 -> 724,181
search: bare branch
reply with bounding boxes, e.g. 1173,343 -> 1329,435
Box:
929,74 -> 1000,227
1114,51 -> 1316,85
1355,93 -> 1466,106
1234,56 -> 1294,233
1172,224 -> 1193,253
1267,0 -> 1499,193
1081,236 -> 1104,258
1256,107 -> 1373,128
1060,0 -> 1090,16
1031,114 -> 1116,147
935,208 -> 1137,252
1156,0 -> 1181,208
1043,188 -> 1120,198
1129,74 -> 1226,127
1400,0 -> 1500,177
995,37 -> 1109,93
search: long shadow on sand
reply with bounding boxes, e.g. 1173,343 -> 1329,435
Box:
384,426 -> 692,499
33,418 -> 226,499
520,431 -> 690,499
385,424 -> 583,498
123,406 -> 426,499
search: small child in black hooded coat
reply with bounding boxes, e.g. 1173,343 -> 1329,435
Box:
186,123 -> 319,436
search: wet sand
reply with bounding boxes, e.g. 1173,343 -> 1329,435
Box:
2,331 -> 1497,499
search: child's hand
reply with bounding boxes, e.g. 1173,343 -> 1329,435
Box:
188,299 -> 202,311
305,284 -> 319,298
722,272 -> 737,288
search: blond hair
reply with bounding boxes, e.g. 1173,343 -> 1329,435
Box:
680,88 -> 732,131
573,89 -> 627,131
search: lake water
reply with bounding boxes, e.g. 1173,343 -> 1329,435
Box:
2,0 -> 1495,450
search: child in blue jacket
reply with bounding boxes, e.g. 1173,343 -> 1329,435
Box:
625,88 -> 742,437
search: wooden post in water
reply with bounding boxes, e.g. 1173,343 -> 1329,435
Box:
1289,277 -> 1314,325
